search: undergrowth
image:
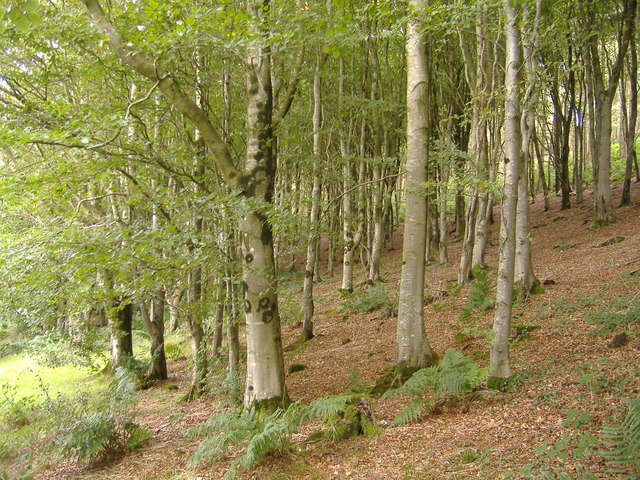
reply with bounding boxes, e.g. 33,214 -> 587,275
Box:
187,394 -> 378,479
337,283 -> 394,318
521,399 -> 640,479
454,268 -> 494,342
382,349 -> 488,425
53,368 -> 149,464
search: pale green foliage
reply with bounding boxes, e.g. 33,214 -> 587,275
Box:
382,349 -> 488,425
54,368 -> 148,464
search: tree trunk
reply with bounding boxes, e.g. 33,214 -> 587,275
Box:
302,52 -> 325,341
211,278 -> 224,357
620,36 -> 637,206
241,0 -> 288,409
167,287 -> 182,332
108,299 -> 133,370
148,290 -> 168,380
81,0 -> 289,410
582,0 -> 637,223
186,263 -> 207,398
396,0 -> 438,368
515,0 -> 541,296
490,0 -> 522,387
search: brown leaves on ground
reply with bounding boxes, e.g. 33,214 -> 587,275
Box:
33,185 -> 640,479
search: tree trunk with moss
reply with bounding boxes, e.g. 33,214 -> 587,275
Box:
240,0 -> 288,409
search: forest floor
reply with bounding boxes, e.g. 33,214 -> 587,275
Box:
25,185 -> 640,479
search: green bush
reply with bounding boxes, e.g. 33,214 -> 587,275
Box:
53,368 -> 148,464
0,384 -> 38,429
23,332 -> 103,370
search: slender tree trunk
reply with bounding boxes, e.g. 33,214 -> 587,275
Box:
148,290 -> 168,380
211,278 -> 225,357
621,36 -> 637,206
397,0 -> 438,368
226,275 -> 240,372
438,163 -> 449,264
168,287 -> 182,332
186,261 -> 207,398
490,0 -> 522,387
515,0 -> 541,295
582,0 -> 636,223
302,53 -> 325,341
458,193 -> 477,284
108,299 -> 133,370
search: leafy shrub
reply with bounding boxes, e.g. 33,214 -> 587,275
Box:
23,332 -> 103,370
338,283 -> 394,317
382,349 -> 488,425
53,368 -> 148,464
0,384 -> 38,429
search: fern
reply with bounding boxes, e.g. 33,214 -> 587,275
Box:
54,368 -> 148,464
382,349 -> 488,425
531,467 -> 598,480
188,395 -> 379,477
598,399 -> 640,477
468,268 -> 494,311
307,395 -> 359,420
188,402 -> 308,478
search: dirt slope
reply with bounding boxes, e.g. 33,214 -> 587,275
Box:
45,185 -> 640,480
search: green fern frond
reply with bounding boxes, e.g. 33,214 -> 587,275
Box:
531,467 -> 598,480
382,366 -> 438,400
598,399 -> 640,477
308,395 -> 358,420
393,398 -> 429,426
384,350 -> 488,425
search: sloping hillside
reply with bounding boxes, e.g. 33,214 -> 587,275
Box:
44,185 -> 640,479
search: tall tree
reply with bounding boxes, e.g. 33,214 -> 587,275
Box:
490,0 -> 522,387
80,0 -> 289,409
396,0 -> 438,369
581,0 -> 637,223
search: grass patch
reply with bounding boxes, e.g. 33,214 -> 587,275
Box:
0,354 -> 105,402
